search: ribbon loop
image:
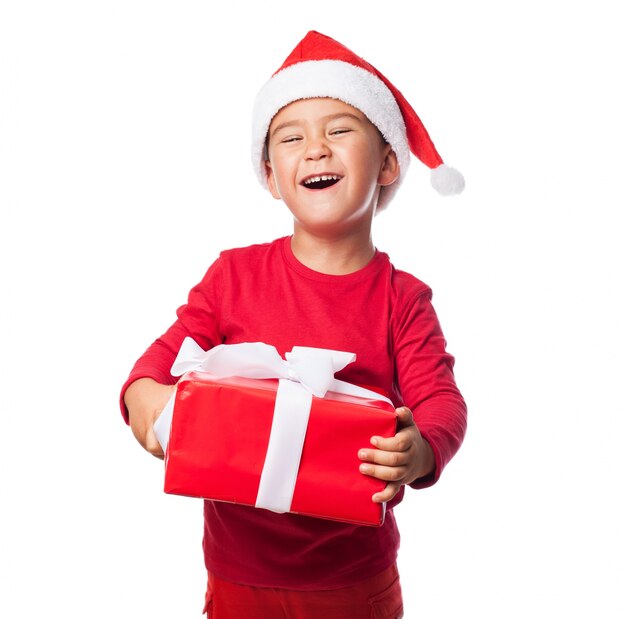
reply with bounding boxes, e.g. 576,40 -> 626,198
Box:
171,341 -> 286,380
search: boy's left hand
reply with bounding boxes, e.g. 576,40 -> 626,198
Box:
358,406 -> 435,503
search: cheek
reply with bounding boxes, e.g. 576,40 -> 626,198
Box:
269,160 -> 303,202
269,155 -> 298,189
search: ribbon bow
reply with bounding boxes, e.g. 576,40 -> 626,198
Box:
171,338 -> 357,398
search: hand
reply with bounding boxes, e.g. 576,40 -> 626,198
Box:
358,406 -> 435,503
125,378 -> 176,459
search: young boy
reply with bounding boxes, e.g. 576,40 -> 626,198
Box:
121,31 -> 467,618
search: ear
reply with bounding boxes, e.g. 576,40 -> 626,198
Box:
377,145 -> 400,187
265,160 -> 282,200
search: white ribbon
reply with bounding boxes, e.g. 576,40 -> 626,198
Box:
154,338 -> 392,513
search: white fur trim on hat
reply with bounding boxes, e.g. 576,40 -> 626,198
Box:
251,59 -> 411,211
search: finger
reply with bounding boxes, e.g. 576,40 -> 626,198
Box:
359,461 -> 407,483
368,429 -> 415,454
145,429 -> 165,460
359,447 -> 412,468
372,482 -> 401,504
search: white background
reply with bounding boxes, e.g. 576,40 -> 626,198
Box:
1,1 -> 625,617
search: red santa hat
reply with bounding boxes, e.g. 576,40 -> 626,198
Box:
252,31 -> 464,210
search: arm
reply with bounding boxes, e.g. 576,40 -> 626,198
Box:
360,286 -> 467,500
119,258 -> 224,450
124,378 -> 177,459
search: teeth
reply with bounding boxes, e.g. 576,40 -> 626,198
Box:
304,175 -> 340,185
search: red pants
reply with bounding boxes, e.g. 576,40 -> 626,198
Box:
204,563 -> 404,619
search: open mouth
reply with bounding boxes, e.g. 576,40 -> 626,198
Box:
301,174 -> 342,190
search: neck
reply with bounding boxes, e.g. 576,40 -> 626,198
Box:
290,227 -> 375,275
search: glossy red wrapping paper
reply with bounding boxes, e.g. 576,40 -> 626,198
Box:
164,371 -> 397,526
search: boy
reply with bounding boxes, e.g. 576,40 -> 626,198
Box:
121,31 -> 466,618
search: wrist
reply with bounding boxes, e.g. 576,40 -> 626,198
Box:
415,436 -> 436,481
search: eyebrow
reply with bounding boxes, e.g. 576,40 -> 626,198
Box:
269,112 -> 364,138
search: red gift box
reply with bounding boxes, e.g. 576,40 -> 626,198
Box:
164,370 -> 397,526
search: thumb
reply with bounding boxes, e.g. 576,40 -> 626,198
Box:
395,406 -> 415,430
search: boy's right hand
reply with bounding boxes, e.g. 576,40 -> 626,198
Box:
124,378 -> 176,459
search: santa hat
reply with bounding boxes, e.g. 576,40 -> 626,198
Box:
251,31 -> 464,210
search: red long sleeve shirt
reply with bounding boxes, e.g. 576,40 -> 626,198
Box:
120,236 -> 466,589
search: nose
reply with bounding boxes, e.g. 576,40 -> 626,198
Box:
304,135 -> 330,161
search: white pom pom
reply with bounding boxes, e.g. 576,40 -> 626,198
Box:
430,164 -> 465,196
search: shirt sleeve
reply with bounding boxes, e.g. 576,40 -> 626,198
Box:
391,286 -> 467,489
119,257 -> 224,423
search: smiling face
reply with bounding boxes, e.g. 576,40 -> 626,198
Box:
265,98 -> 399,239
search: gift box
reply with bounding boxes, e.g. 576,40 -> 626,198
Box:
156,339 -> 398,526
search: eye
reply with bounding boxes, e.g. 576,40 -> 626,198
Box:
279,135 -> 302,144
329,128 -> 352,136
